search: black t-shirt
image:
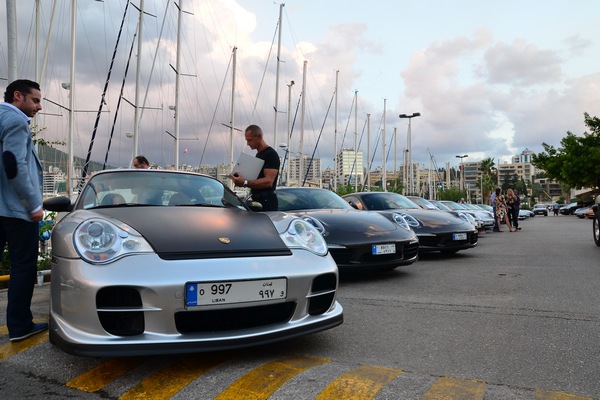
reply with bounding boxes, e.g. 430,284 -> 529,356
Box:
251,146 -> 280,197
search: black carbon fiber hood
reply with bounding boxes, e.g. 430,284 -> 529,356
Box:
97,206 -> 291,258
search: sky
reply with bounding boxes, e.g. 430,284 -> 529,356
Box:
1,0 -> 599,173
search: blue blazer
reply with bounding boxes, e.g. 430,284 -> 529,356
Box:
0,103 -> 43,222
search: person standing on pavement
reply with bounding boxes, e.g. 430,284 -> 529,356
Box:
0,79 -> 47,342
512,189 -> 521,230
230,125 -> 280,211
491,188 -> 499,232
495,187 -> 515,232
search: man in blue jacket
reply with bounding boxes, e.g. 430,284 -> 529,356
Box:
0,79 -> 46,341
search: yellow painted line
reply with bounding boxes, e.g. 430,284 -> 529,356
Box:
535,389 -> 593,400
315,365 -> 404,400
215,355 -> 331,400
0,330 -> 48,360
119,354 -> 226,400
67,357 -> 149,392
422,376 -> 486,400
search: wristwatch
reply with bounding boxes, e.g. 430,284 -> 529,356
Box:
243,179 -> 248,188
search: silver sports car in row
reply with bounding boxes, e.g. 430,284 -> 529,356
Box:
43,169 -> 343,356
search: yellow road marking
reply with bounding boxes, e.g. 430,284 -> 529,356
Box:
67,357 -> 149,392
0,330 -> 48,360
422,376 -> 486,400
119,354 -> 226,400
215,355 -> 330,400
535,389 -> 593,400
315,365 -> 403,400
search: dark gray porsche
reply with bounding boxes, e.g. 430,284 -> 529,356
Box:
43,169 -> 342,356
343,192 -> 478,254
275,187 -> 419,271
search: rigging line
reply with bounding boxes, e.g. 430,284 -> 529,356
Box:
199,48 -> 233,165
79,0 -> 131,187
103,30 -> 137,171
303,91 -> 335,186
251,16 -> 279,119
139,0 -> 170,123
339,94 -> 356,151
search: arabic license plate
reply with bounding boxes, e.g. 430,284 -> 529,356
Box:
372,243 -> 396,255
452,233 -> 467,241
185,278 -> 287,307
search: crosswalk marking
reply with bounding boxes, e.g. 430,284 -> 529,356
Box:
119,354 -> 226,400
0,330 -> 48,360
215,355 -> 330,400
422,376 -> 486,400
315,365 -> 404,400
67,357 -> 149,392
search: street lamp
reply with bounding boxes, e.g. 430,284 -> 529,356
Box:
399,112 -> 420,194
455,154 -> 468,191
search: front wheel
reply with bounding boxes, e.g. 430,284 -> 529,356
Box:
593,215 -> 600,246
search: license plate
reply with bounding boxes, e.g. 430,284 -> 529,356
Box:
185,278 -> 287,307
372,243 -> 396,255
453,233 -> 467,241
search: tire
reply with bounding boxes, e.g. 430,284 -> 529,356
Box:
594,215 -> 600,247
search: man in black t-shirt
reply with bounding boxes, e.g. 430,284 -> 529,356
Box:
230,125 -> 280,211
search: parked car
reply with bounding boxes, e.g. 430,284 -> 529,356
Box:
42,169 -> 343,356
575,207 -> 591,219
560,202 -> 580,215
532,204 -> 548,216
423,198 -> 482,231
519,209 -> 534,219
593,195 -> 600,246
438,200 -> 495,231
408,196 -> 480,230
276,187 -> 419,271
342,192 -> 478,254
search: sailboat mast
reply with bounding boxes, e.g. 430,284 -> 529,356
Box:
382,99 -> 387,192
66,0 -> 76,195
174,0 -> 183,170
333,70 -> 338,191
366,113 -> 371,189
273,3 -> 284,147
6,0 -> 17,82
132,0 -> 144,166
354,90 -> 358,193
230,47 -> 237,183
299,61 -> 307,186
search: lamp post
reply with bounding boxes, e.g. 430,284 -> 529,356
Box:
399,113 -> 420,194
455,154 -> 468,191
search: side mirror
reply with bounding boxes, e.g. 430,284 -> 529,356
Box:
347,201 -> 359,210
43,196 -> 73,213
245,200 -> 264,212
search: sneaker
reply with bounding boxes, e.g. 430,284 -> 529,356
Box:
9,322 -> 48,342
517,227 -> 522,230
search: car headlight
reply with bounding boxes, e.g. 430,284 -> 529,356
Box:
397,212 -> 421,228
302,216 -> 326,234
457,212 -> 476,225
392,213 -> 411,231
281,218 -> 328,256
74,218 -> 153,264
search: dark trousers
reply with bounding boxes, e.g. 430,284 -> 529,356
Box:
0,216 -> 39,336
511,208 -> 519,228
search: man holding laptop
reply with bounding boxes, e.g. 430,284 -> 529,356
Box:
230,125 -> 280,211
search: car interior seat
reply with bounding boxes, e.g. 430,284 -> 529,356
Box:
100,193 -> 126,206
168,192 -> 191,206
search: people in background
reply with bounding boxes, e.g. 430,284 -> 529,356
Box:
495,188 -> 515,232
230,125 -> 280,211
132,155 -> 150,169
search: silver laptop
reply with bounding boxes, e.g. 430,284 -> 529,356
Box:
232,153 -> 265,180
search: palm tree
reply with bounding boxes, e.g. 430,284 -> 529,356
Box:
479,157 -> 497,204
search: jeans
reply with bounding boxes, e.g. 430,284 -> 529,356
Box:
0,216 -> 39,336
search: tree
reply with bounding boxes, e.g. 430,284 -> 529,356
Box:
532,113 -> 600,190
478,157 -> 497,204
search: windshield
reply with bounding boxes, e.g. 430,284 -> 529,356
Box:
277,188 -> 353,211
361,193 -> 420,210
77,170 -> 246,210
